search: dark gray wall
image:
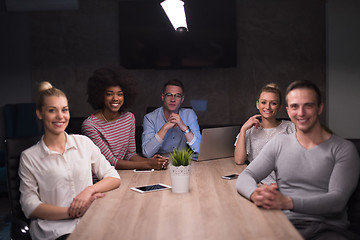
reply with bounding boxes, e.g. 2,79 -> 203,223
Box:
0,7 -> 32,150
27,0 -> 325,126
327,0 -> 360,138
1,0 -> 330,151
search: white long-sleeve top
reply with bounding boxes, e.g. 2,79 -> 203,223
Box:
19,133 -> 120,240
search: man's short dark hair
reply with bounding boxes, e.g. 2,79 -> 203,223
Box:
286,80 -> 322,106
162,79 -> 184,94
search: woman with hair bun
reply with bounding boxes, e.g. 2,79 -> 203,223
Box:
234,83 -> 295,185
19,81 -> 120,240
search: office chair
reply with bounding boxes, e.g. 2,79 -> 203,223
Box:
65,117 -> 87,134
3,103 -> 43,138
6,136 -> 42,240
2,103 -> 43,197
146,106 -> 192,114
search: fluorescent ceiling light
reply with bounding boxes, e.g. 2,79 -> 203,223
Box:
160,0 -> 188,31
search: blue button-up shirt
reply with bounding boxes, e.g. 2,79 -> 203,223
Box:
142,107 -> 201,158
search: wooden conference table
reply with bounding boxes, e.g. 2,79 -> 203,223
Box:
68,157 -> 303,240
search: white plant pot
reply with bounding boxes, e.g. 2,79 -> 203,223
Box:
169,164 -> 191,193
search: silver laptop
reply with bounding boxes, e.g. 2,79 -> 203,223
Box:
196,126 -> 240,161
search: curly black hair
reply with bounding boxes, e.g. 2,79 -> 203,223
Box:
86,67 -> 136,112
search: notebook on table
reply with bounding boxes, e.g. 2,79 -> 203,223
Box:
196,125 -> 240,161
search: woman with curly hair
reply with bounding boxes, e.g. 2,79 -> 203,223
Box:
82,67 -> 168,170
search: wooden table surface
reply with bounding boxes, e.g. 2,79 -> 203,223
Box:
68,157 -> 303,240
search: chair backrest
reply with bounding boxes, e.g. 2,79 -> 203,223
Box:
5,136 -> 42,223
3,103 -> 43,138
347,138 -> 360,234
66,117 -> 87,134
146,106 -> 192,114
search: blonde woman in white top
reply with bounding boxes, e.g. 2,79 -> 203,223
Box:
19,81 -> 121,240
234,83 -> 295,185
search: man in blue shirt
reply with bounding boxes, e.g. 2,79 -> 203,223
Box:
142,79 -> 201,158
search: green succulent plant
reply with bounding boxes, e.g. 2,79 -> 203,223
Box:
170,148 -> 194,167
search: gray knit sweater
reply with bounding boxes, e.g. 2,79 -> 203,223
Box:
236,132 -> 360,228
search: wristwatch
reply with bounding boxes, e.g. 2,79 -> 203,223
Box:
183,126 -> 191,134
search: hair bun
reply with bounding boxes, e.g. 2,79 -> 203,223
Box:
38,81 -> 53,92
266,83 -> 279,90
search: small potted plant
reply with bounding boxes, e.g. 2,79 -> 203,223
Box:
169,148 -> 194,193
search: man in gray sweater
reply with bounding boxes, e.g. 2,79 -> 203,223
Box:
236,80 -> 360,240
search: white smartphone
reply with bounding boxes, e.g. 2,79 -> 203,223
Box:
221,174 -> 239,180
133,169 -> 154,173
130,183 -> 172,193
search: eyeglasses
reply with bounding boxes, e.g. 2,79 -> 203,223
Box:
164,93 -> 183,99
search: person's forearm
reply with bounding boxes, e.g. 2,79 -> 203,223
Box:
142,125 -> 167,158
236,169 -> 258,199
156,124 -> 170,140
185,121 -> 201,153
93,177 -> 120,193
234,129 -> 247,164
283,196 -> 294,210
115,158 -> 152,170
130,154 -> 150,162
184,131 -> 194,143
142,137 -> 162,158
188,134 -> 200,153
30,204 -> 71,220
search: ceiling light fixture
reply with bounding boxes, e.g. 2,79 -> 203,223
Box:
160,0 -> 188,32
